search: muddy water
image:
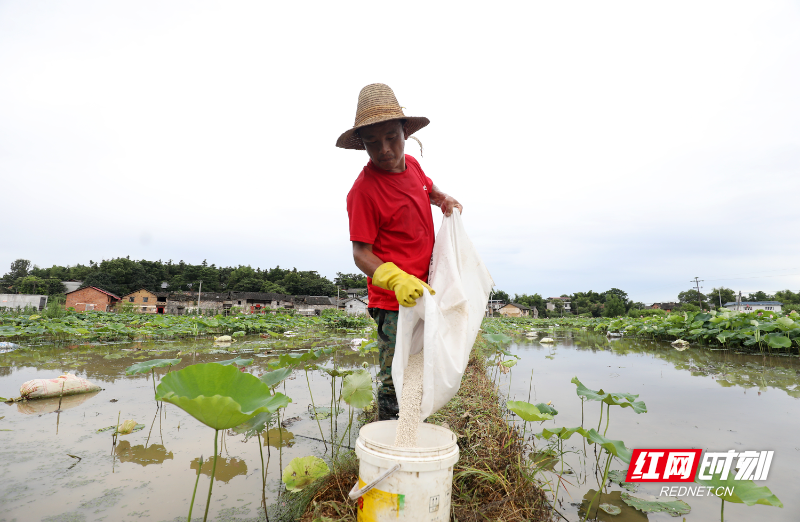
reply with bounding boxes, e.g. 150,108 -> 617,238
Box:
499,329 -> 800,522
0,332 -> 376,522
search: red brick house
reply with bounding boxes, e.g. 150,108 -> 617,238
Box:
66,286 -> 121,312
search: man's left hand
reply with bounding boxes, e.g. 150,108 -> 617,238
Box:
439,195 -> 463,217
429,184 -> 463,216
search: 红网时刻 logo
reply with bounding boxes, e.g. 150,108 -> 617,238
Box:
626,449 -> 773,482
625,449 -> 774,497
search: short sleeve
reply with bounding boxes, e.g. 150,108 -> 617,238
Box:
406,155 -> 433,189
347,182 -> 379,244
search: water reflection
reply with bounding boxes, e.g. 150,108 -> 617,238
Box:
15,390 -> 100,415
525,331 -> 800,399
264,427 -> 295,448
115,440 -> 174,466
579,490 -> 647,522
190,456 -> 248,483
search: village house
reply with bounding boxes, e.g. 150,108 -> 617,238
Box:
724,301 -> 783,313
66,286 -> 121,312
649,302 -> 679,312
120,289 -> 159,314
345,288 -> 367,299
546,297 -> 572,312
294,296 -> 337,316
343,297 -> 369,315
228,292 -> 295,312
0,294 -> 48,311
498,302 -> 532,317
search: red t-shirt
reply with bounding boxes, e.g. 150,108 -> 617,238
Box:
347,155 -> 435,311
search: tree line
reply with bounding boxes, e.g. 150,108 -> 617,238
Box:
0,258 -> 367,298
491,286 -> 800,318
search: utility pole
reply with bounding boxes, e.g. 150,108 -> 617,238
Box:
690,277 -> 704,310
718,288 -> 722,309
197,280 -> 202,315
737,290 -> 742,312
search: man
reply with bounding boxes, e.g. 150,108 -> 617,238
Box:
337,83 -> 462,420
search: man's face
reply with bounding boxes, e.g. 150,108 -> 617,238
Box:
358,120 -> 408,173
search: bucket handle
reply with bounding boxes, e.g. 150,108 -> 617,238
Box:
348,463 -> 401,501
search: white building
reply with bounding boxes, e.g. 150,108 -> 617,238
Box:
343,297 -> 368,315
546,297 -> 571,312
0,294 -> 48,311
723,301 -> 783,312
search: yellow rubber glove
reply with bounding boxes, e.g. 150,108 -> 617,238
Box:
371,262 -> 435,307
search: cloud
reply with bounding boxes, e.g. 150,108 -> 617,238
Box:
1,1 -> 799,304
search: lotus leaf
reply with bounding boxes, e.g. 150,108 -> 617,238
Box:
534,402 -> 558,415
507,400 -> 553,422
695,472 -> 783,507
776,317 -> 796,329
341,370 -> 373,408
97,422 -> 145,435
536,426 -> 585,440
620,492 -> 691,516
260,367 -> 292,388
766,333 -> 792,349
599,503 -> 621,515
125,358 -> 182,375
607,470 -> 638,492
571,377 -> 647,413
312,365 -> 357,378
282,455 -> 329,492
155,363 -> 291,430
231,411 -> 276,438
500,359 -> 517,368
583,429 -> 633,463
482,333 -> 512,344
232,330 -> 246,337
117,419 -> 139,435
268,347 -> 333,370
213,356 -> 253,366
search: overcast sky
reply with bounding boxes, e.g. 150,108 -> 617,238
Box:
2,1 -> 799,303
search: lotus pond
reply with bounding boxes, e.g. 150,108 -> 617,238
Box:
0,322 -> 377,522
494,327 -> 798,521
1,316 -> 799,522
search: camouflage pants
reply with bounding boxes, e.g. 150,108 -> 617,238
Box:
369,308 -> 399,420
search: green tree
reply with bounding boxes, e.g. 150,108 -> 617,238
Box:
774,289 -> 800,305
514,293 -> 546,313
603,288 -> 629,305
678,289 -> 706,306
227,266 -> 261,291
707,287 -> 737,308
8,259 -> 31,281
261,280 -> 289,294
603,295 -> 626,317
745,291 -> 772,302
571,290 -> 604,316
491,289 -> 510,303
334,272 -> 368,289
82,271 -> 123,295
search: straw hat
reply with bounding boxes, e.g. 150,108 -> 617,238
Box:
336,83 -> 429,150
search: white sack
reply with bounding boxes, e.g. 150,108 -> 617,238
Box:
20,373 -> 101,400
393,210 -> 494,420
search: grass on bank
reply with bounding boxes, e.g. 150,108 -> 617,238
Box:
297,337 -> 553,522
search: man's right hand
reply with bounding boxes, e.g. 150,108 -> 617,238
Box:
371,262 -> 435,307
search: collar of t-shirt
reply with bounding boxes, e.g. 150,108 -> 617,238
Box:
366,159 -> 408,176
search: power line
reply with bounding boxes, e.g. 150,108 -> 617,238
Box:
704,273 -> 800,282
704,267 -> 800,279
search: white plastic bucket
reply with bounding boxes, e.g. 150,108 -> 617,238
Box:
351,420 -> 459,521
